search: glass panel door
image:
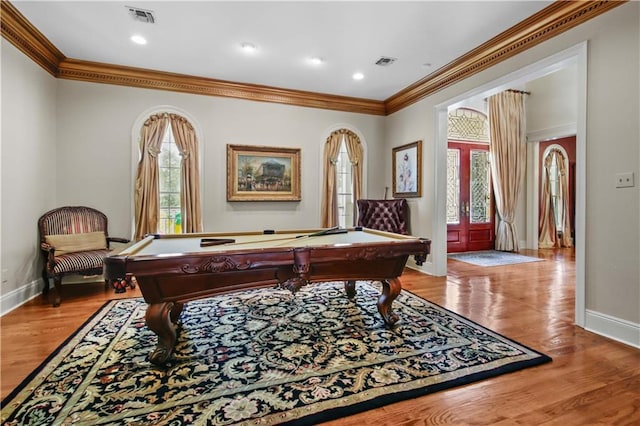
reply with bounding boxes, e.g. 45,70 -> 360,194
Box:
447,142 -> 494,252
470,150 -> 491,224
447,149 -> 460,225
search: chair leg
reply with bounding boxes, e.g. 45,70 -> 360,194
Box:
52,276 -> 62,307
42,269 -> 50,295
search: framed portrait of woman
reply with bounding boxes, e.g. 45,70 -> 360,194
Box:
392,140 -> 422,198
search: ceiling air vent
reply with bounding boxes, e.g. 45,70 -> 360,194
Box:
127,6 -> 155,24
375,56 -> 396,66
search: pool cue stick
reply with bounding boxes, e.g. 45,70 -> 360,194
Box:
200,238 -> 237,247
206,227 -> 346,247
295,226 -> 339,238
271,227 -> 347,246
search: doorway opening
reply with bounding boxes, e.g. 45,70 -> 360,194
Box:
433,42 -> 586,326
446,108 -> 494,253
538,136 -> 576,248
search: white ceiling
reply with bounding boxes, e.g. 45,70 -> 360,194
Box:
11,1 -> 553,101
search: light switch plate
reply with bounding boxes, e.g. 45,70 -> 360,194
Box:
615,172 -> 635,188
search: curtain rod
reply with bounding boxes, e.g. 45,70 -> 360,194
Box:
505,89 -> 531,95
483,89 -> 531,101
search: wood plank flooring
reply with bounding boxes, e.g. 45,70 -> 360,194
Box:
2,248 -> 639,424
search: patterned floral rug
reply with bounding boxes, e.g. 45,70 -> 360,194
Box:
448,250 -> 544,267
2,281 -> 550,425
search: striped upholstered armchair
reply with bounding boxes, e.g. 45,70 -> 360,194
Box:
38,206 -> 131,307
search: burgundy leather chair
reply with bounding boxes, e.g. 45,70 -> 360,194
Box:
356,199 -> 409,235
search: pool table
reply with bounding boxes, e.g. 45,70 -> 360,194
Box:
104,227 -> 431,365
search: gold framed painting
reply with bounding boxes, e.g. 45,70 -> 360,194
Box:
227,144 -> 301,201
392,140 -> 422,198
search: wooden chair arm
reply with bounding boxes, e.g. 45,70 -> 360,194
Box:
40,242 -> 54,253
107,237 -> 131,248
40,242 -> 56,268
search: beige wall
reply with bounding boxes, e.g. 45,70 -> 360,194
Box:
54,81 -> 385,237
385,2 -> 639,332
526,63 -> 578,138
580,3 -> 639,325
1,40 -> 58,311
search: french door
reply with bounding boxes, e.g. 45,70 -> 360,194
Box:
447,141 -> 495,253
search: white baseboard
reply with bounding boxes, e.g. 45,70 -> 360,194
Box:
1,279 -> 43,316
1,275 -> 104,316
406,258 -> 437,276
585,309 -> 640,349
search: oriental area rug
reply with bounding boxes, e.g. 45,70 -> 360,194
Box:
448,250 -> 544,267
2,281 -> 550,425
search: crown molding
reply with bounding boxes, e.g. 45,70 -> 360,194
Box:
384,0 -> 627,114
0,0 -> 64,75
1,0 -> 626,116
0,0 -> 383,115
56,58 -> 386,115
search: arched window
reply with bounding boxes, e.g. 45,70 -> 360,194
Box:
134,112 -> 202,240
158,125 -> 181,233
321,129 -> 363,228
335,138 -> 354,228
539,145 -> 572,248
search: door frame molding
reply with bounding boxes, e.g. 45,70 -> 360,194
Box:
434,42 -> 587,327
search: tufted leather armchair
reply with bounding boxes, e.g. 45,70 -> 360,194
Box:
356,199 -> 409,235
38,206 -> 131,307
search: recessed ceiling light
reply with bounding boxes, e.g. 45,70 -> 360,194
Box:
352,72 -> 364,80
130,35 -> 147,45
309,56 -> 324,66
241,42 -> 257,53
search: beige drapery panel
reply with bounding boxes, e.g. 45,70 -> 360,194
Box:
134,114 -> 169,240
320,131 -> 344,227
169,113 -> 203,234
488,91 -> 527,252
321,129 -> 363,227
134,113 -> 203,240
555,151 -> 573,247
539,149 -> 573,248
344,131 -> 363,223
538,153 -> 556,248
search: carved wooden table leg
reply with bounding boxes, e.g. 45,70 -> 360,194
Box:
344,280 -> 357,299
145,302 -> 180,365
377,278 -> 401,326
170,302 -> 184,323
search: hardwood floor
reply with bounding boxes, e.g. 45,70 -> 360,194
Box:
2,248 -> 638,424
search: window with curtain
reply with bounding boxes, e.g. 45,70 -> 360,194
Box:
547,153 -> 563,230
539,145 -> 572,248
158,124 -> 182,234
336,138 -> 354,228
321,129 -> 363,228
134,112 -> 203,240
